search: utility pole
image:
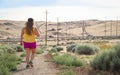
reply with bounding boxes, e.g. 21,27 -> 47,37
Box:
57,17 -> 59,46
116,17 -> 118,37
110,20 -> 112,36
65,22 -> 68,45
82,20 -> 86,39
104,19 -> 107,37
45,10 -> 48,46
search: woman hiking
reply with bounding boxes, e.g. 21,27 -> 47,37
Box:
20,18 -> 40,68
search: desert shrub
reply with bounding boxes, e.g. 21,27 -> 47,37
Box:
66,44 -> 77,52
0,45 -> 21,74
0,45 -> 16,54
0,49 -> 4,55
0,64 -> 11,75
59,70 -> 77,75
36,48 -> 44,54
55,46 -> 63,52
0,53 -> 18,71
91,51 -> 111,71
91,43 -> 120,72
52,45 -> 57,48
41,45 -> 47,49
113,43 -> 120,56
20,52 -> 26,57
75,44 -> 99,55
14,45 -> 24,52
48,46 -> 63,54
48,48 -> 57,54
53,54 -> 85,67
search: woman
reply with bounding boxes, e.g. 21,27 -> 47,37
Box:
20,18 -> 40,68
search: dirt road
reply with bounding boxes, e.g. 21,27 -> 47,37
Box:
12,51 -> 59,75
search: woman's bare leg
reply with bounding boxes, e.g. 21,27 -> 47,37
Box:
30,49 -> 36,61
25,48 -> 31,65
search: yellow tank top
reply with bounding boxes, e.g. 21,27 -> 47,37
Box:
23,28 -> 36,42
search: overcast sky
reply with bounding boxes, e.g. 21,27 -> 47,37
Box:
0,0 -> 120,21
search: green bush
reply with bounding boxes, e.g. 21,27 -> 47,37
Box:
91,43 -> 120,72
0,53 -> 18,71
91,51 -> 111,71
59,70 -> 77,75
0,45 -> 19,53
0,49 -> 4,56
0,64 -> 11,75
20,52 -> 26,57
53,54 -> 85,67
75,44 -> 99,55
52,45 -> 57,48
0,45 -> 21,75
48,48 -> 57,54
15,45 -> 24,52
56,46 -> 63,52
66,44 -> 77,52
48,46 -> 63,54
0,45 -> 16,54
41,45 -> 47,49
36,48 -> 44,54
113,43 -> 120,57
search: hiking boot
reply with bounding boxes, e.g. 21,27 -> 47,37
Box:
29,61 -> 33,67
26,64 -> 30,68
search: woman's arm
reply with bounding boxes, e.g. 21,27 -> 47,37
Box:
35,28 -> 40,37
20,28 -> 24,45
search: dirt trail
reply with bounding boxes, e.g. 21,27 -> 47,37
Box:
12,51 -> 59,75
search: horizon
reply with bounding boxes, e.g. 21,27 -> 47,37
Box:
0,18 -> 119,23
0,0 -> 120,22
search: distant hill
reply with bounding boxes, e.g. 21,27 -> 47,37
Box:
0,20 -> 120,39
